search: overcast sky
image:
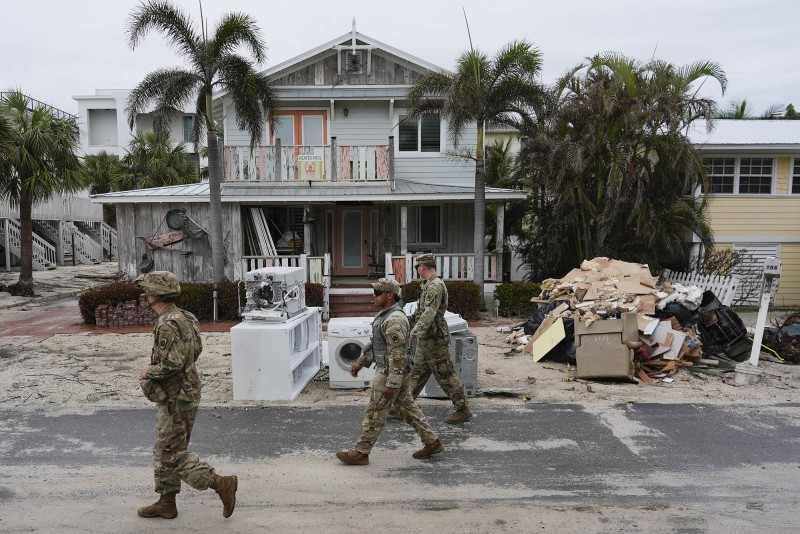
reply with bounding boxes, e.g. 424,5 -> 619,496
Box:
2,0 -> 797,117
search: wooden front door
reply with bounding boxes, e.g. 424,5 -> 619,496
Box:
331,206 -> 376,276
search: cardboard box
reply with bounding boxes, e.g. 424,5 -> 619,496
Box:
574,312 -> 638,379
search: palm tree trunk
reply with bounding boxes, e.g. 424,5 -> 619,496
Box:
18,190 -> 34,292
473,123 -> 486,310
206,130 -> 225,284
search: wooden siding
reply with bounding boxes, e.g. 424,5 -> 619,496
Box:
270,50 -> 427,87
707,196 -> 800,238
330,101 -> 392,144
116,203 -> 242,282
714,241 -> 800,306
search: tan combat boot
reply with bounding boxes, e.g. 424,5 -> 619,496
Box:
210,474 -> 238,518
413,439 -> 445,459
137,491 -> 178,519
445,407 -> 473,424
336,449 -> 369,465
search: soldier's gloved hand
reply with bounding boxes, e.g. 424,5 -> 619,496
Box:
349,362 -> 362,378
383,386 -> 398,400
139,365 -> 150,380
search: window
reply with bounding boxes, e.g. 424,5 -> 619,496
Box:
409,206 -> 441,244
703,157 -> 735,193
182,116 -> 194,143
398,114 -> 441,153
738,157 -> 772,194
793,159 -> 800,194
702,156 -> 773,195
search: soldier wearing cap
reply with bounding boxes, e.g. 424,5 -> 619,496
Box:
409,254 -> 473,424
336,277 -> 444,465
135,271 -> 238,520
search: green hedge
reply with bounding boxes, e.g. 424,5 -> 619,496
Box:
494,281 -> 541,317
401,280 -> 481,320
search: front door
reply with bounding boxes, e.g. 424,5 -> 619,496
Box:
331,207 -> 376,276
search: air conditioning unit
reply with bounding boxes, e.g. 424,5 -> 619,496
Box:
240,266 -> 306,321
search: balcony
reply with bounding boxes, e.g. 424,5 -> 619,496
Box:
224,136 -> 394,183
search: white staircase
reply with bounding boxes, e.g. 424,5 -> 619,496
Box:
100,222 -> 117,260
62,221 -> 103,265
1,217 -> 57,270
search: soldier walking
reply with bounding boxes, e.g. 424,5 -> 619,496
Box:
135,271 -> 238,519
336,278 -> 444,465
409,254 -> 473,424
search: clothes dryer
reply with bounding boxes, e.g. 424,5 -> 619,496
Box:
328,316 -> 376,389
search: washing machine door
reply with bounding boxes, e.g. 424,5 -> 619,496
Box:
335,339 -> 365,370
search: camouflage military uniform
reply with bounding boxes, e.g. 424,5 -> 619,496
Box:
141,302 -> 216,495
410,273 -> 469,412
354,301 -> 439,454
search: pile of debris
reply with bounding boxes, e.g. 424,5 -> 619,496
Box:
515,257 -> 754,384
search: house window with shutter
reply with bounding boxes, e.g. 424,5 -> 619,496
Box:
792,158 -> 800,194
398,114 -> 441,153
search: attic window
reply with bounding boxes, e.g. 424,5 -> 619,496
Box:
344,51 -> 363,74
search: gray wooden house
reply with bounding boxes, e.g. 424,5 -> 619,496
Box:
93,25 -> 525,309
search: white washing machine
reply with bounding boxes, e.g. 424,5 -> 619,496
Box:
328,316 -> 376,389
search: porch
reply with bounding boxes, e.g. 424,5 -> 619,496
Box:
241,251 -> 500,318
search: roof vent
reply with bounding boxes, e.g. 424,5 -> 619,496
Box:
344,51 -> 363,74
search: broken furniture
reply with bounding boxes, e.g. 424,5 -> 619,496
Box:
574,312 -> 639,380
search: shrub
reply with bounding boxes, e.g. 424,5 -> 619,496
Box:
79,282 -> 142,324
78,280 -> 245,324
494,281 -> 541,317
401,279 -> 481,320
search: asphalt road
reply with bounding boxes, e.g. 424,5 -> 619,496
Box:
1,402 -> 798,532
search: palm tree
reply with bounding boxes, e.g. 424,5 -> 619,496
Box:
0,90 -> 83,294
125,0 -> 278,283
714,98 -> 784,119
117,130 -> 197,191
406,41 -> 543,302
81,151 -> 125,226
514,53 -> 727,279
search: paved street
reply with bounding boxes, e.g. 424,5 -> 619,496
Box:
1,402 -> 798,532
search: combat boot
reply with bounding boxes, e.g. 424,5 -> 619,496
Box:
413,439 -> 445,459
137,491 -> 178,519
445,407 -> 473,424
336,449 -> 369,465
210,473 -> 238,518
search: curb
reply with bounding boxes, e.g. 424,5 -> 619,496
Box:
0,289 -> 84,311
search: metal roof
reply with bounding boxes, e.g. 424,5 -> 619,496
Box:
689,120 -> 800,150
90,180 -> 527,204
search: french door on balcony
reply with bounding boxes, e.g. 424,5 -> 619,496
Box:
330,206 -> 378,276
272,111 -> 328,180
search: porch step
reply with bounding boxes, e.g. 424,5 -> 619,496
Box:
328,293 -> 381,318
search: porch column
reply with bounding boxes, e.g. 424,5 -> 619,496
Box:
57,220 -> 65,266
330,136 -> 338,182
388,135 -> 395,191
3,218 -> 10,271
275,138 -> 282,181
496,203 -> 505,282
400,205 -> 408,254
303,205 -> 312,255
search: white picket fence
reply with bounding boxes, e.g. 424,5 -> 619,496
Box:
661,270 -> 739,307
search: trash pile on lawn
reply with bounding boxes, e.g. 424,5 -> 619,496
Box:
507,257 -> 756,384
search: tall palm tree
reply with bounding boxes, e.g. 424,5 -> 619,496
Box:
126,0 -> 278,283
0,90 -> 83,294
81,151 -> 125,226
714,98 -> 784,119
117,130 -> 197,191
406,41 -> 543,301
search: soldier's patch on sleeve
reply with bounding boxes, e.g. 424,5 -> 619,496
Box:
390,332 -> 401,344
424,290 -> 436,304
159,337 -> 168,350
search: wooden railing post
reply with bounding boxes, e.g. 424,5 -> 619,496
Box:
388,135 -> 395,191
275,138 -> 283,181
330,137 -> 338,182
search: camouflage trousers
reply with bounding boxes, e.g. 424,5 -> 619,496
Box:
411,338 -> 469,411
151,400 -> 216,494
355,371 -> 438,455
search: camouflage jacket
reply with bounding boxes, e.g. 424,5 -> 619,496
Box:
356,303 -> 410,389
140,303 -> 203,407
410,275 -> 450,343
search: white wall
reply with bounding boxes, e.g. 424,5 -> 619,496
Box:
87,109 -> 118,146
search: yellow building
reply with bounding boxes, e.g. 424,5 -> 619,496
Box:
691,120 -> 800,306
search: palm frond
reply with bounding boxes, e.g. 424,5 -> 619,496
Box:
126,0 -> 199,59
210,12 -> 266,64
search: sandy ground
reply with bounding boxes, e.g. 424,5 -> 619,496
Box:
1,262 -> 799,409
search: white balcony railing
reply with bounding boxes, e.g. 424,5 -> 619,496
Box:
225,137 -> 393,183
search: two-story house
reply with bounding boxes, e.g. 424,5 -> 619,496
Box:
92,26 -> 526,312
690,120 -> 800,306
